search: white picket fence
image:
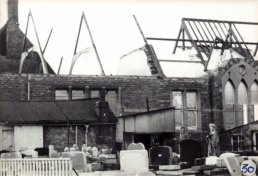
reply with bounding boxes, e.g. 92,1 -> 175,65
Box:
0,158 -> 73,176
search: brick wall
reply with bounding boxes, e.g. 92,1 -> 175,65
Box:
210,74 -> 224,133
0,74 -> 210,108
220,125 -> 252,152
8,0 -> 18,22
6,19 -> 26,59
0,73 -> 211,149
44,125 -> 87,152
43,125 -> 116,152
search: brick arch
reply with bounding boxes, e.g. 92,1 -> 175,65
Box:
219,58 -> 258,129
217,58 -> 258,78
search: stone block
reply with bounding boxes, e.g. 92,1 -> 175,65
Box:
120,150 -> 149,172
61,151 -> 87,172
223,156 -> 242,176
128,143 -> 145,150
205,156 -> 219,166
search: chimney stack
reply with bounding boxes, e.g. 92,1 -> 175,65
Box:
8,0 -> 18,23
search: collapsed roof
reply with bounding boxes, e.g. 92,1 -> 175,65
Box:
118,17 -> 258,78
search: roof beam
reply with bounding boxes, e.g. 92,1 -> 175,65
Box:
182,18 -> 258,25
146,37 -> 258,45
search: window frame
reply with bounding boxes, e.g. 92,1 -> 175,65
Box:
186,92 -> 198,129
55,89 -> 69,100
171,90 -> 199,130
231,134 -> 244,152
172,91 -> 184,128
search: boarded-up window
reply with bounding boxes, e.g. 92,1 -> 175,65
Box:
72,90 -> 84,100
186,92 -> 197,127
172,91 -> 183,127
55,90 -> 69,100
238,81 -> 248,105
224,81 -> 235,104
251,82 -> 258,105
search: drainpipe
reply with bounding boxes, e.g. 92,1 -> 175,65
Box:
75,125 -> 78,145
146,97 -> 150,112
67,122 -> 70,147
27,74 -> 31,101
209,76 -> 214,123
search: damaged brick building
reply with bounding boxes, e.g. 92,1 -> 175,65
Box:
0,0 -> 258,155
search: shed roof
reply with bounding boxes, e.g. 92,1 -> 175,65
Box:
220,120 -> 258,134
119,107 -> 175,118
0,99 -> 99,125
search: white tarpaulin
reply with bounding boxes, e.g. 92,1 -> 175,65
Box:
14,126 -> 43,150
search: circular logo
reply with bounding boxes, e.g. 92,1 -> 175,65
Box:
241,160 -> 256,176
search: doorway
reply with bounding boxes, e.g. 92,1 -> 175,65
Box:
2,127 -> 14,150
134,134 -> 151,151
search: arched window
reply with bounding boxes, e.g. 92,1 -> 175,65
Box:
251,81 -> 258,104
224,81 -> 235,104
238,81 -> 248,105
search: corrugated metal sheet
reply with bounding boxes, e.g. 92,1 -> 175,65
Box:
14,126 -> 43,150
0,99 -> 98,124
124,108 -> 175,133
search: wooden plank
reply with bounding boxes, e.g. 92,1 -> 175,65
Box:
191,165 -> 216,171
156,170 -> 185,176
203,168 -> 230,175
182,169 -> 203,175
159,165 -> 181,171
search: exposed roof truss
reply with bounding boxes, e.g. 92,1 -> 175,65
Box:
147,18 -> 258,70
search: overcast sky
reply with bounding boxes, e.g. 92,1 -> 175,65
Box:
18,0 -> 258,75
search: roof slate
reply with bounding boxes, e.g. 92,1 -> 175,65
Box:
0,99 -> 99,124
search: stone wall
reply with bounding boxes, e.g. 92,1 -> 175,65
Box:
211,58 -> 258,132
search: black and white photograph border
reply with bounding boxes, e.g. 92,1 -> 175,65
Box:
0,0 -> 258,175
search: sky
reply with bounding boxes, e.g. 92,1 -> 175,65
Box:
17,0 -> 258,75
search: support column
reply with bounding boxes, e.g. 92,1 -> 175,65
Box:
84,86 -> 90,98
100,86 -> 106,101
85,125 -> 89,147
68,86 -> 72,100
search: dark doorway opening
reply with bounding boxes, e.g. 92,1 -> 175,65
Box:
134,134 -> 151,151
